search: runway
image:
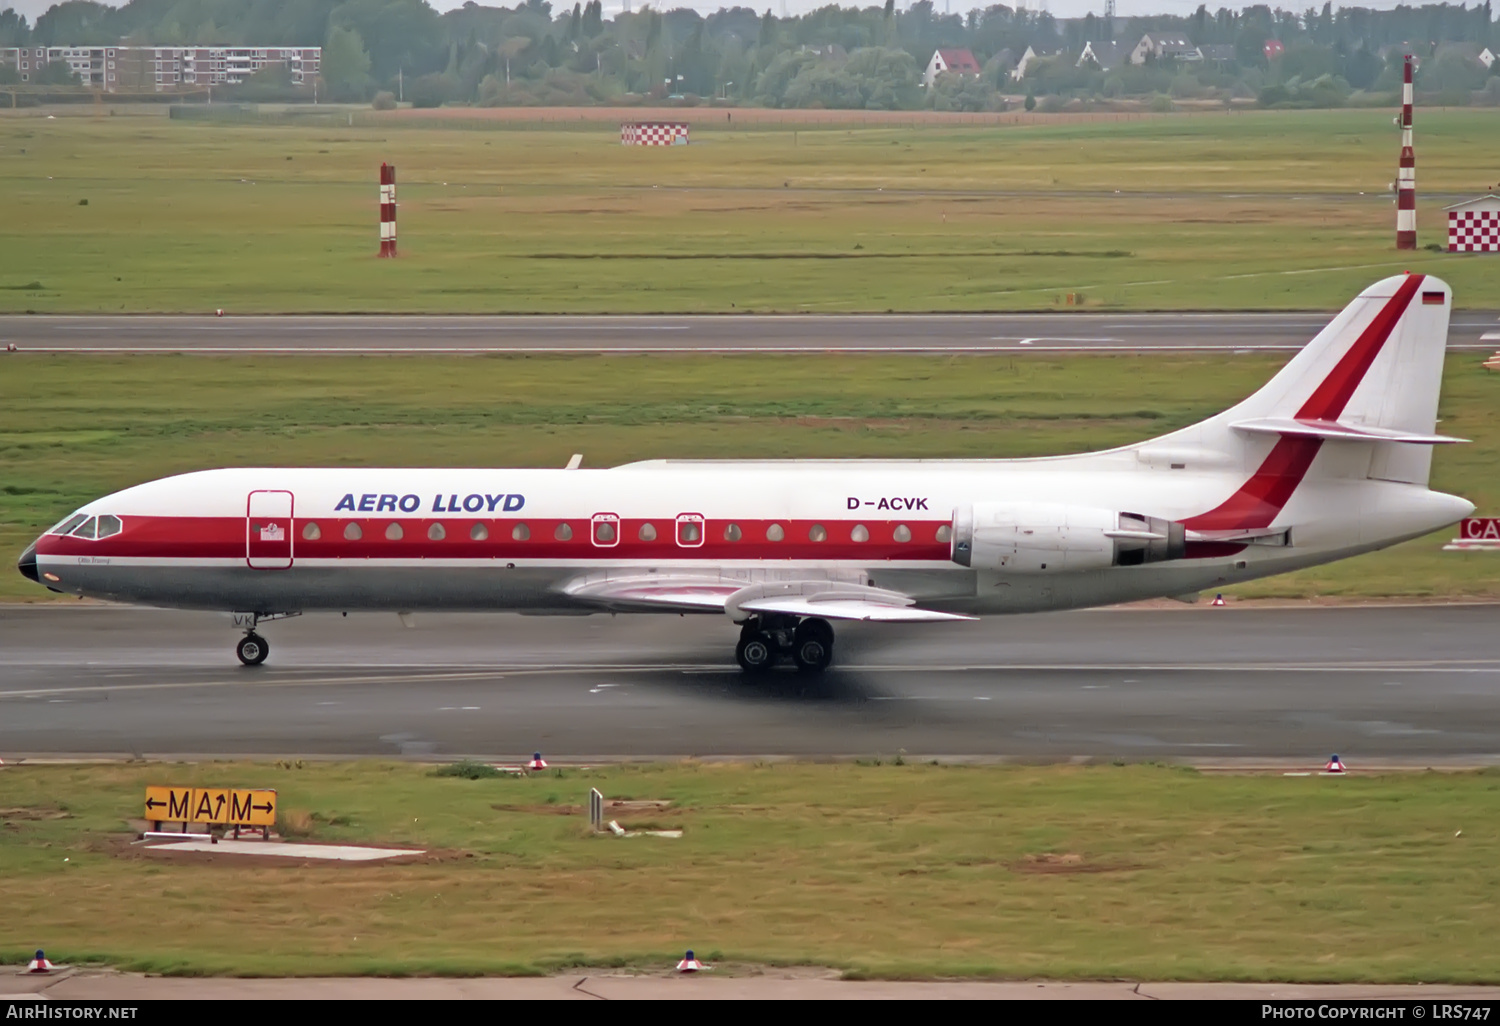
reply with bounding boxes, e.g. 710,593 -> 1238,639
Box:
4,312 -> 1499,354
2,604 -> 1498,761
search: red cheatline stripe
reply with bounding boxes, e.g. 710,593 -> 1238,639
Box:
1185,275 -> 1424,532
1183,436 -> 1324,532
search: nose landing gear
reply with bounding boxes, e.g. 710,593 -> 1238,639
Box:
236,632 -> 270,666
736,615 -> 834,674
229,611 -> 298,666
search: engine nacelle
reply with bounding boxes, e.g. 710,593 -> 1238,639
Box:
950,502 -> 1185,572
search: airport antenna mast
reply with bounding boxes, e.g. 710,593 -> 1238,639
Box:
1395,54 -> 1417,250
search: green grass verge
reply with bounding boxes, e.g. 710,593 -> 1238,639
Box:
3,760 -> 1500,980
3,352 -> 1494,602
2,109 -> 1498,312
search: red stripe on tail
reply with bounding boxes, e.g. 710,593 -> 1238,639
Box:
1185,275 -> 1424,533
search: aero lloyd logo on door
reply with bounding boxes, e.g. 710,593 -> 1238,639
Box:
334,492 -> 526,514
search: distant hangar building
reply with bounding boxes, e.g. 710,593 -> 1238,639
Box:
1445,195 -> 1500,253
1,45 -> 320,91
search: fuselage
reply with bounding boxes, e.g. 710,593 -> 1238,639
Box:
22,455 -> 1471,617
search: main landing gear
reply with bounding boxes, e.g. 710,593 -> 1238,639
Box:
735,615 -> 834,674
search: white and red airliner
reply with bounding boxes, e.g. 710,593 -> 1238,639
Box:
18,274 -> 1473,672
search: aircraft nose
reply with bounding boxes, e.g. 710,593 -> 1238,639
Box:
17,542 -> 39,583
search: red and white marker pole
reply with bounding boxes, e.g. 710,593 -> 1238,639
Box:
1396,55 -> 1416,251
379,163 -> 397,258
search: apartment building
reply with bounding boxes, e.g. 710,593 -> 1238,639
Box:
1,45 -> 320,91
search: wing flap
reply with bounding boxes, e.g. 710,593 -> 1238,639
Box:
563,577 -> 741,613
736,597 -> 975,622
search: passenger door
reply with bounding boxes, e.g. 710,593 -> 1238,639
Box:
246,490 -> 295,570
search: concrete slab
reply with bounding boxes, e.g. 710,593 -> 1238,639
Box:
149,839 -> 424,861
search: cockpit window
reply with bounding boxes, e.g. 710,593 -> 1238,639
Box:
95,515 -> 122,539
49,514 -> 88,536
69,517 -> 99,540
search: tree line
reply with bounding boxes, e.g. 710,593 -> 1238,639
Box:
0,0 -> 1496,108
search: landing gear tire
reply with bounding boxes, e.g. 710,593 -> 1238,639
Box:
236,633 -> 269,667
736,632 -> 775,673
792,618 -> 834,674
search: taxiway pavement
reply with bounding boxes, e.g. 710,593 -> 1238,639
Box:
4,312 -> 1499,354
2,604 -> 1497,762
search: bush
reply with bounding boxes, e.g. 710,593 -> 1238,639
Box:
433,760 -> 503,779
409,72 -> 457,109
1148,93 -> 1174,112
371,91 -> 397,110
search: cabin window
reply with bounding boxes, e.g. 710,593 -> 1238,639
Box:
385,523 -> 404,541
893,524 -> 912,543
850,524 -> 869,543
49,514 -> 88,536
808,524 -> 827,542
766,523 -> 784,542
95,515 -> 122,539
638,523 -> 657,542
592,515 -> 618,546
70,517 -> 98,540
511,523 -> 530,541
302,522 -> 321,541
554,523 -> 573,541
470,522 -> 489,541
343,522 -> 362,541
935,524 -> 952,543
723,523 -> 742,542
428,523 -> 446,541
675,514 -> 705,547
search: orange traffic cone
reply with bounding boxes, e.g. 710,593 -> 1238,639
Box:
27,950 -> 55,973
675,949 -> 709,972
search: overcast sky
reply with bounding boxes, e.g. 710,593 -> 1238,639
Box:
0,0 -> 1464,27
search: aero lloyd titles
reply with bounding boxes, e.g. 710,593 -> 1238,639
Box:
334,492 -> 526,514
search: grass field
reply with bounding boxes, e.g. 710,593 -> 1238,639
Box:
3,760 -> 1500,980
2,108 -> 1499,313
2,351 -> 1494,602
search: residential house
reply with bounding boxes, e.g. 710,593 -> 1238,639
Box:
1076,40 -> 1126,72
1129,34 -> 1201,65
923,47 -> 982,88
1011,45 -> 1061,81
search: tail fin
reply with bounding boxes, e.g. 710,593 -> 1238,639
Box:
1157,273 -> 1456,492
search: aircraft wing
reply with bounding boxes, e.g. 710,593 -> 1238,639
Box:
561,575 -> 974,622
735,596 -> 974,622
561,577 -> 742,613
1231,417 -> 1466,445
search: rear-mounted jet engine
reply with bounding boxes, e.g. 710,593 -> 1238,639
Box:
949,502 -> 1186,572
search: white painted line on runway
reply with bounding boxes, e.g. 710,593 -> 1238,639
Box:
991,336 -> 1123,343
1481,332 -> 1500,341
4,661 -> 1498,700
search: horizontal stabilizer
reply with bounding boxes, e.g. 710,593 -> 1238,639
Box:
735,596 -> 975,623
1230,417 -> 1466,445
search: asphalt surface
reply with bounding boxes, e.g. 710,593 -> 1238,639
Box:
7,969 -> 1500,1000
3,312 -> 1499,354
3,604 -> 1498,762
